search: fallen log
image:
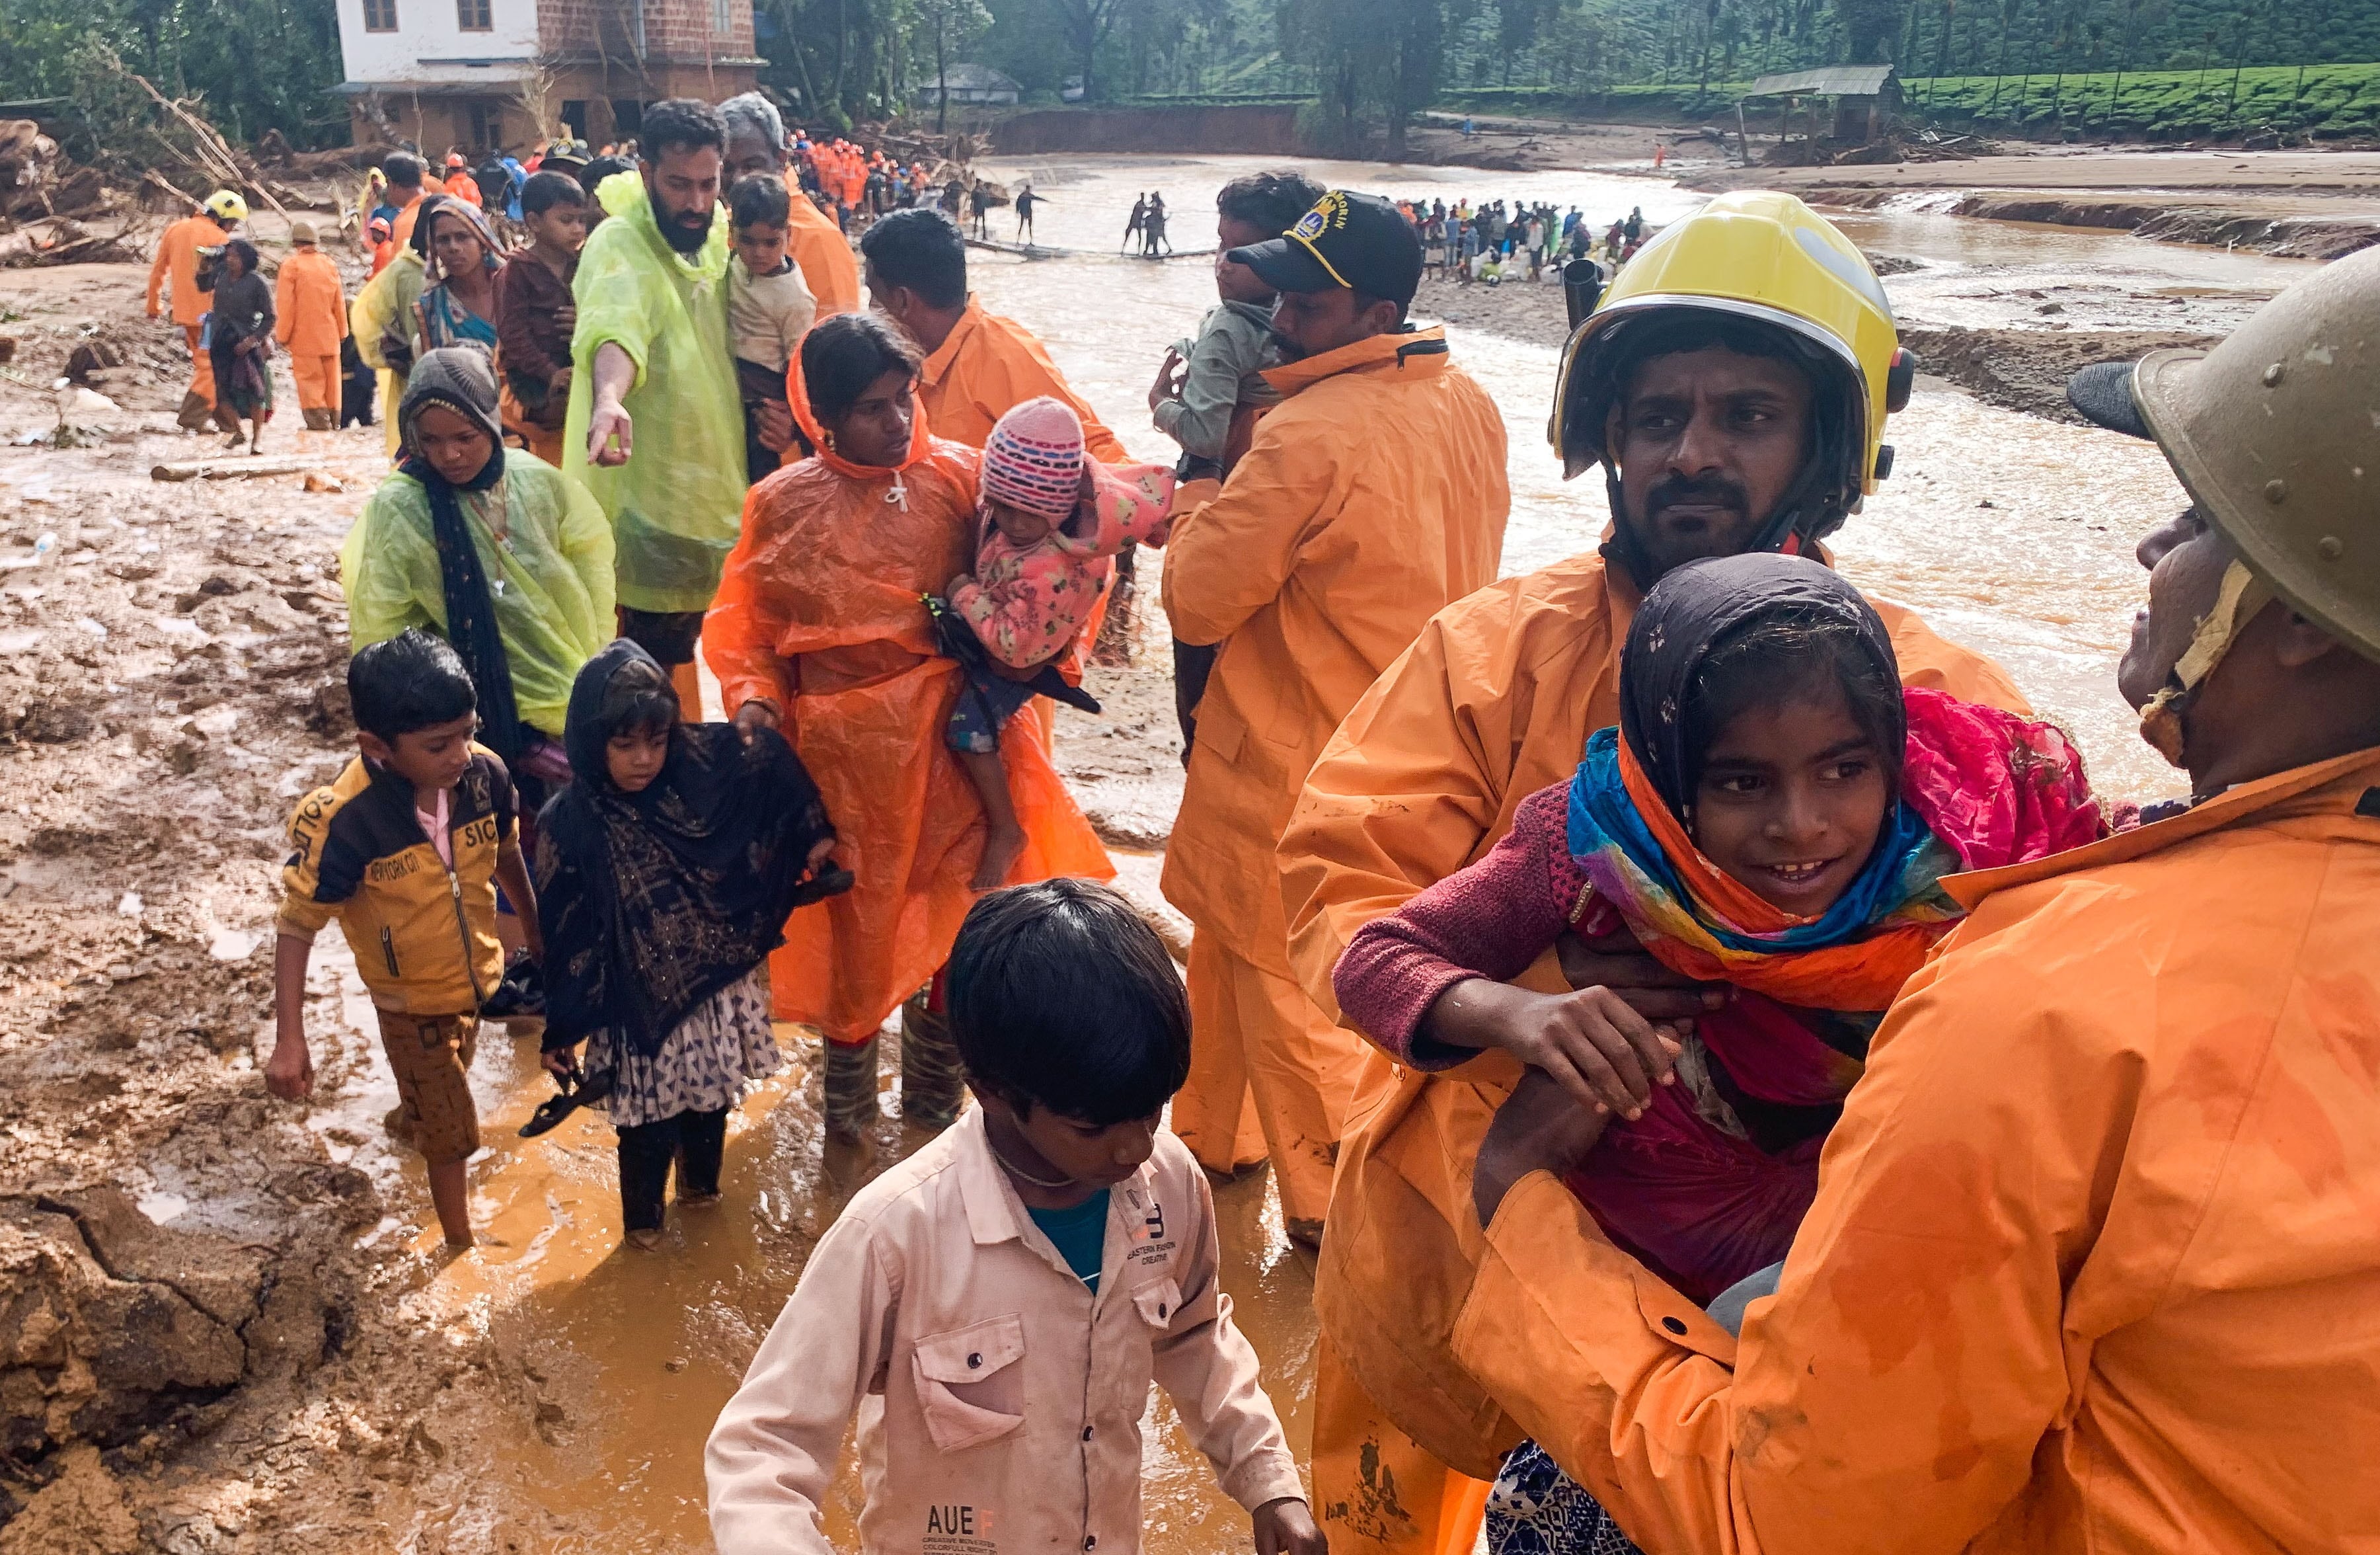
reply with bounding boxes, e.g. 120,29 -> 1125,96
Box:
151,456 -> 329,482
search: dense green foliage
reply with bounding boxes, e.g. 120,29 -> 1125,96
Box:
0,0 -> 343,146
0,0 -> 2365,148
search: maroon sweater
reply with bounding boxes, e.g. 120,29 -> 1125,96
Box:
1333,781 -> 1594,1068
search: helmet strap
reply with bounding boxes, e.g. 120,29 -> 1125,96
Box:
2138,559 -> 2270,770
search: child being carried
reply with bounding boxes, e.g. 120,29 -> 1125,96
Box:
940,397 -> 1174,889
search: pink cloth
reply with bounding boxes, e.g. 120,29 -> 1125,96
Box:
416,785 -> 453,870
950,462 -> 1176,669
1332,686 -> 2117,1303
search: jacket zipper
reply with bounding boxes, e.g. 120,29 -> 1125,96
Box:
444,858 -> 486,1010
380,926 -> 400,978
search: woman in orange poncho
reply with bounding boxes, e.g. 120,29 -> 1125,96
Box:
705,313 -> 1114,1140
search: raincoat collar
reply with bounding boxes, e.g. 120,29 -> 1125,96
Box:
918,295 -> 987,391
1261,323 -> 1450,398
1944,744 -> 2380,910
787,346 -> 935,481
952,1107 -> 1156,1252
596,167 -> 729,290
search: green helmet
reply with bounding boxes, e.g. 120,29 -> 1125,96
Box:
2075,244 -> 2380,663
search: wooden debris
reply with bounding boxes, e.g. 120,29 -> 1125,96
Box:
151,456 -> 328,483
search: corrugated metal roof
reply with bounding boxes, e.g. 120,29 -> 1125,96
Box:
1743,65 -> 1896,98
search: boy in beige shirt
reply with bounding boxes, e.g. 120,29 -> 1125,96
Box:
707,880 -> 1324,1555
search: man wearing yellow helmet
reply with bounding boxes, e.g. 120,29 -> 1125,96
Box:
1454,239 -> 2380,1555
1275,193 -> 2029,1555
145,189 -> 247,432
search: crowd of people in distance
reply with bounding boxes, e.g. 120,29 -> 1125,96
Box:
128,85 -> 2380,1555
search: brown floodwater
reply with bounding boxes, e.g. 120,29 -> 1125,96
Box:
381,152 -> 2294,1550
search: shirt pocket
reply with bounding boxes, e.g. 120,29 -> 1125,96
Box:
1128,1276 -> 1183,1334
909,1313 -> 1028,1454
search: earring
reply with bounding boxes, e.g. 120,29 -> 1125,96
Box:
822,430 -> 837,452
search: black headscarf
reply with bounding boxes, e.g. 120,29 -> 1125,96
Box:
396,347 -> 523,768
535,641 -> 839,1057
1618,552 -> 1903,817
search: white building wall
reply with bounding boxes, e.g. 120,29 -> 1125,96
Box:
336,0 -> 539,86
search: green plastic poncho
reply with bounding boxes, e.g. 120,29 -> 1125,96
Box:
350,249 -> 426,459
339,450 -> 619,740
562,171 -> 747,614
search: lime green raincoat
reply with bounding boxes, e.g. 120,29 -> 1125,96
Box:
339,451 -> 619,739
562,171 -> 746,614
350,249 -> 426,459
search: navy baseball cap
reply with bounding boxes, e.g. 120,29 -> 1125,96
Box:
1229,190 -> 1422,307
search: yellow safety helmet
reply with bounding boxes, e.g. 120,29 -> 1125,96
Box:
1551,191 -> 1913,551
204,188 -> 249,222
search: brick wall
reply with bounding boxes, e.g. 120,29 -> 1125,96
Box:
536,0 -> 754,68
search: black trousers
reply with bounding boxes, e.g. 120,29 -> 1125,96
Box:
615,1107 -> 728,1232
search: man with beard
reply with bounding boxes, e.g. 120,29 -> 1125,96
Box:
566,99 -> 748,708
1451,233 -> 2380,1555
1275,193 -> 2031,1555
1159,189 -> 1509,1248
719,92 -> 861,321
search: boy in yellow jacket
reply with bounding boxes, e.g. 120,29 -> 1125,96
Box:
266,629 -> 541,1248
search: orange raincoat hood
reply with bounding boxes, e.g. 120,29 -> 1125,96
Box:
703,427 -> 1112,1042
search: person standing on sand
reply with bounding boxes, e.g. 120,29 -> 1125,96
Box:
204,238 -> 276,454
1159,190 -> 1508,1248
273,219 -> 348,434
146,188 -> 243,434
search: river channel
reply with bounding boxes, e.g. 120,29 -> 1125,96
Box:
387,151 -> 2315,1552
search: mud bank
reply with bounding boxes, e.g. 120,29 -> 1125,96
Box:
1806,187 -> 2380,260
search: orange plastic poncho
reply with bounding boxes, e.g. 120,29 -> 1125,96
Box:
1159,324 -> 1509,1228
1455,746 -> 2380,1555
146,213 -> 229,326
778,171 -> 861,318
273,247 -> 349,356
1278,548 -> 2031,1548
703,383 -> 1114,1044
916,297 -> 1130,461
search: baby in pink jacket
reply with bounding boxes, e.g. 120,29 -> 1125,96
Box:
943,397 -> 1175,888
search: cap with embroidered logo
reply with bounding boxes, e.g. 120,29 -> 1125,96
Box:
1227,190 -> 1422,307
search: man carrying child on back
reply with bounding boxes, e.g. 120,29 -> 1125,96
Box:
266,630 -> 542,1250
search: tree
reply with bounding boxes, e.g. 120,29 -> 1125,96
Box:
1048,0 -> 1140,102
915,0 -> 990,130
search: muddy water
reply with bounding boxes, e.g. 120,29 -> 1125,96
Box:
427,153 -> 2255,1550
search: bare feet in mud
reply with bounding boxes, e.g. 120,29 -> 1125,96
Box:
972,822 -> 1027,891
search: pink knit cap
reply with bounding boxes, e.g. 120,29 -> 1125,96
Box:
981,397 -> 1085,522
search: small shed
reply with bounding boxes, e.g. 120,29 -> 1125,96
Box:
1742,64 -> 1899,145
917,64 -> 1021,108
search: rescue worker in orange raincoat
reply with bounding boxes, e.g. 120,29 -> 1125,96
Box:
442,153 -> 483,209
720,93 -> 862,320
274,219 -> 350,431
703,313 -> 1112,1144
1277,194 -> 2028,1555
859,208 -> 1128,461
1163,190 -> 1509,1245
1453,238 -> 2380,1555
146,188 -> 243,432
385,152 -> 439,249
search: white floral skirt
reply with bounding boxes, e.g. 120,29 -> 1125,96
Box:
586,967 -> 783,1130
